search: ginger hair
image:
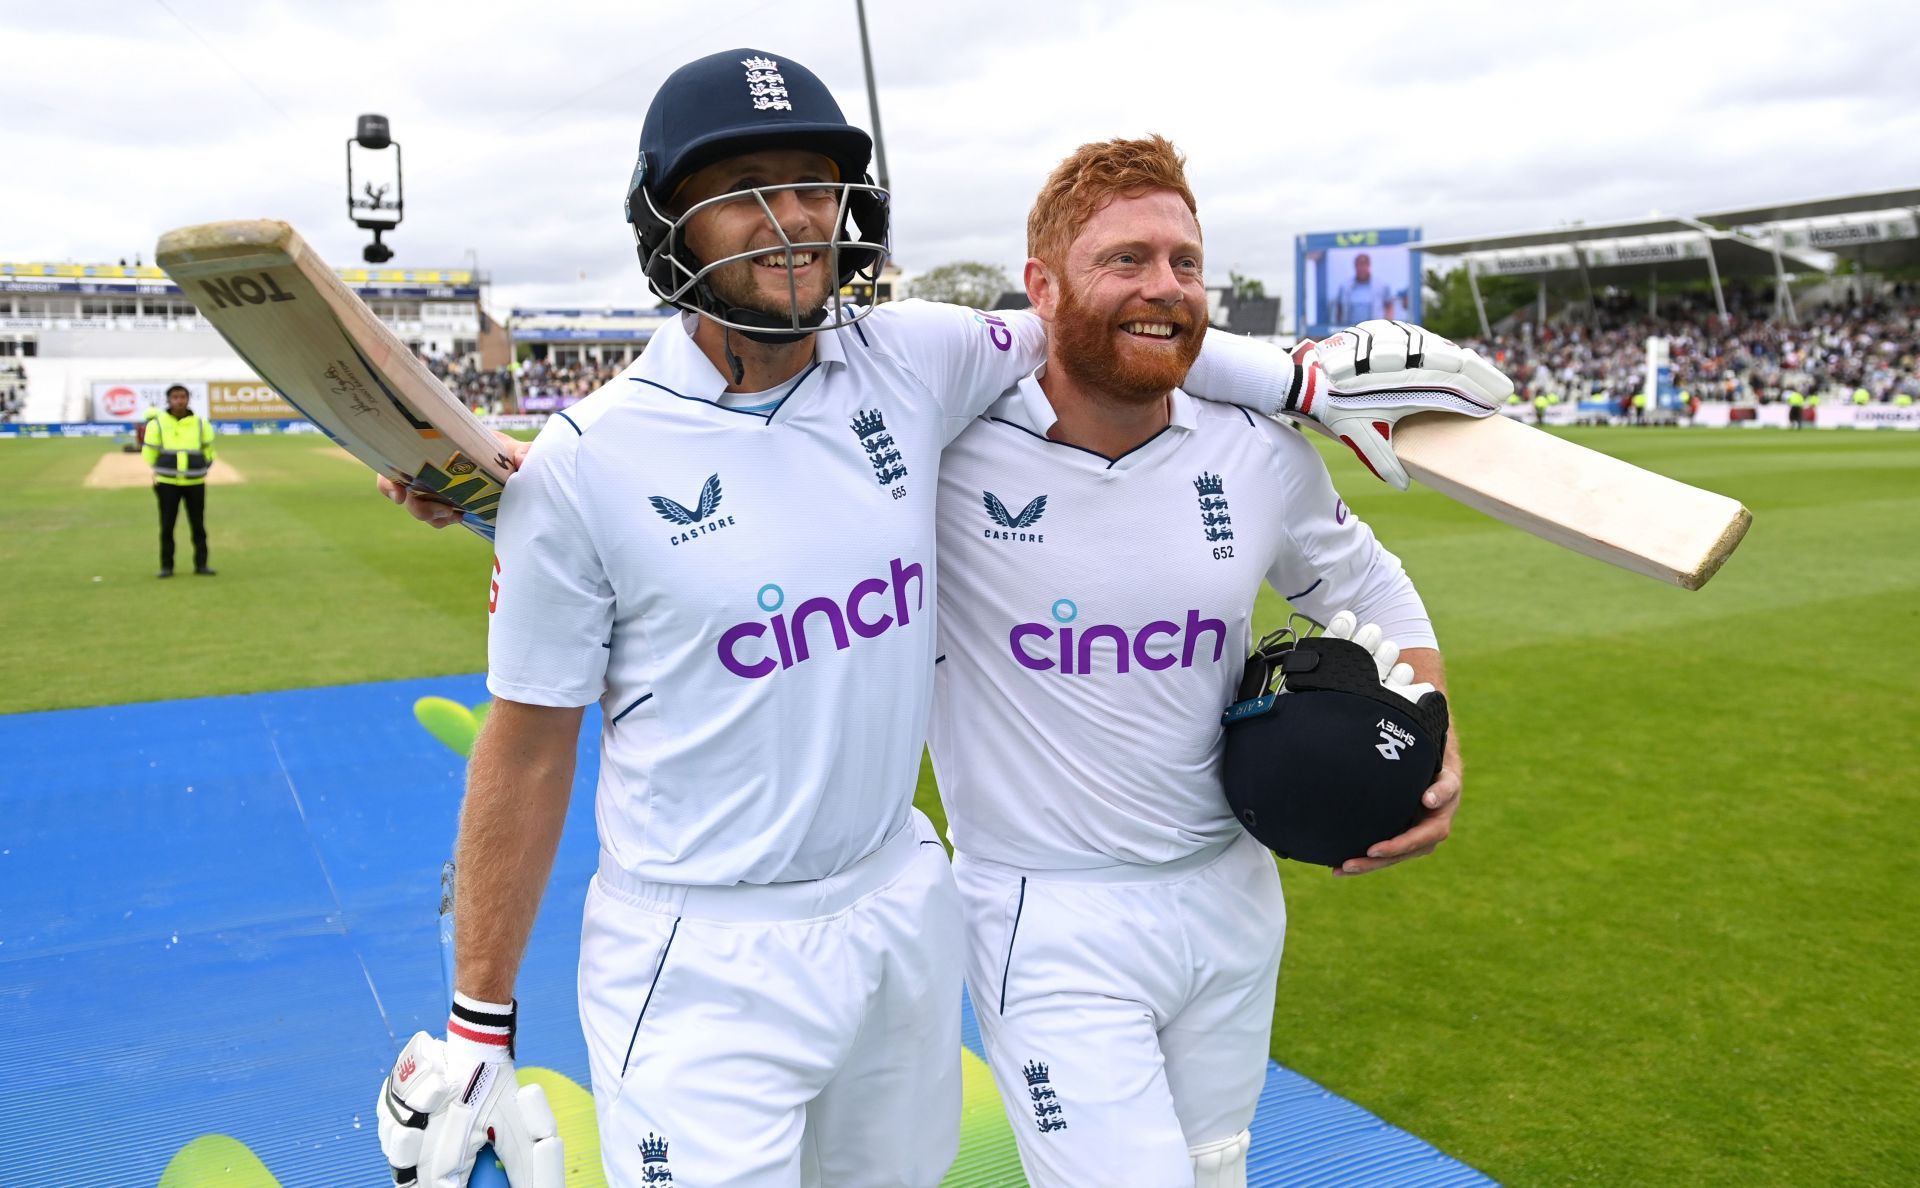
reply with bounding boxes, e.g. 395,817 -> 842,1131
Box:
1026,134 -> 1199,269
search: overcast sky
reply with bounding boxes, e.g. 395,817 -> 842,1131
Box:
5,0 -> 1918,317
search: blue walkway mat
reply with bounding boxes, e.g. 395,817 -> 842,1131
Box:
0,677 -> 1493,1187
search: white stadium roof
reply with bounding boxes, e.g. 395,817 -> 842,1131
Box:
1415,186 -> 1919,332
1696,188 -> 1920,227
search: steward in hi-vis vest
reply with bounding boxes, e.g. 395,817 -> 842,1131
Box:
141,384 -> 217,577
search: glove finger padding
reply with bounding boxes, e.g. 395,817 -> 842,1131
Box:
379,1022 -> 563,1188
488,1082 -> 566,1188
1222,636 -> 1449,867
1319,321 -> 1511,410
380,1032 -> 452,1186
1322,321 -> 1512,410
1280,322 -> 1512,490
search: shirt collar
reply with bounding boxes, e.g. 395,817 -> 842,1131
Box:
993,362 -> 1197,438
641,310 -> 848,403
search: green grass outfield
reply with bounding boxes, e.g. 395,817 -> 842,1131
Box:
5,428 -> 1918,1185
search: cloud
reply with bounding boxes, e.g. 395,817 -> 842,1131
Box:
4,0 -> 1917,319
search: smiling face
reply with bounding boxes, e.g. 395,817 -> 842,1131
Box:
675,148 -> 844,318
1037,188 -> 1207,403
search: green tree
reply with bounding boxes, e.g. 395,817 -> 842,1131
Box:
1421,266 -> 1537,340
1227,269 -> 1265,300
906,261 -> 1012,309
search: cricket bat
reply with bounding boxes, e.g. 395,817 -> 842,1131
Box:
155,220 -> 512,540
1388,412 -> 1751,590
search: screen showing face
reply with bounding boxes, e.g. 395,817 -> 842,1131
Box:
1323,245 -> 1409,325
1296,229 -> 1420,338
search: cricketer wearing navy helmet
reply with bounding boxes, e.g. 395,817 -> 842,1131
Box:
375,47 -> 1501,1188
378,48 -> 1174,1188
625,50 -> 890,355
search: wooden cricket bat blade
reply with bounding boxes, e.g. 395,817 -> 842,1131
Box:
1391,412 -> 1751,590
156,219 -> 512,540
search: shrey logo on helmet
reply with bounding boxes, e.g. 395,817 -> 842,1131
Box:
623,47 -> 890,339
1376,718 -> 1415,759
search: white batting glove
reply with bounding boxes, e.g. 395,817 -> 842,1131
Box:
1281,321 -> 1512,490
378,996 -> 564,1188
1325,609 -> 1436,703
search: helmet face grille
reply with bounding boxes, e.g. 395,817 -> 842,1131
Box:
632,179 -> 890,336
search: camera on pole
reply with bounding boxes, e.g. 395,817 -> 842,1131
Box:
346,113 -> 404,264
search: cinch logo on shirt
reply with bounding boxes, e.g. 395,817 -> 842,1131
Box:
717,557 -> 926,679
972,310 -> 1014,351
1008,599 -> 1226,675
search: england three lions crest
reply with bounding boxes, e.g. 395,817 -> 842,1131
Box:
639,1131 -> 674,1182
741,55 -> 791,112
1194,472 -> 1234,548
1023,1061 -> 1069,1133
852,409 -> 909,493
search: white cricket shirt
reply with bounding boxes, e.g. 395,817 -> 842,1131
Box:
487,302 -> 1045,885
930,369 -> 1435,870
487,305 -> 1307,886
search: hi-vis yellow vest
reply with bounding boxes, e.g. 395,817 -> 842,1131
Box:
143,412 -> 217,486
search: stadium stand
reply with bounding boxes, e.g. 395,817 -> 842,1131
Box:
0,360 -> 25,422
1419,188 -> 1920,414
514,356 -> 629,411
1465,288 -> 1920,405
419,348 -> 513,413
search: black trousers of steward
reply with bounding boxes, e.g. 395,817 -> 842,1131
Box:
154,482 -> 208,571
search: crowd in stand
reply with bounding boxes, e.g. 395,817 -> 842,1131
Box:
514,358 -> 630,408
419,350 -> 513,414
1465,286 -> 1920,404
416,348 -> 631,414
0,360 -> 25,422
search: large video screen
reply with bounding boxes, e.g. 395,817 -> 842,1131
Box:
1295,228 -> 1422,339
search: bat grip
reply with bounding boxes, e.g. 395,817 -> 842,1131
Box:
438,861 -> 458,1002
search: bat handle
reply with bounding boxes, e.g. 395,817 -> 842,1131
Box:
437,861 -> 513,1188
438,861 -> 458,1002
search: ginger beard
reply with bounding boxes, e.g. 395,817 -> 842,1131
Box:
1050,275 -> 1205,404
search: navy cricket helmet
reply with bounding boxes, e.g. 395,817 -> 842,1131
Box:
1221,630 -> 1449,867
624,48 -> 890,338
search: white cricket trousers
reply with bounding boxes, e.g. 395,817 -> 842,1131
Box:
953,829 -> 1285,1188
579,809 -> 963,1187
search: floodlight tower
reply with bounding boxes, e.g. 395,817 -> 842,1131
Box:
346,114 -> 404,263
855,0 -> 890,193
